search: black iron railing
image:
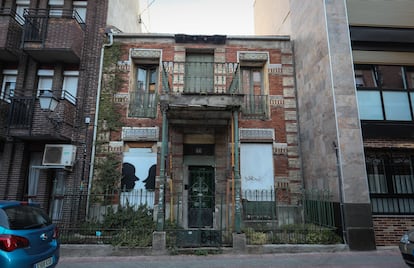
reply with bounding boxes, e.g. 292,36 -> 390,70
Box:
242,94 -> 268,117
23,8 -> 84,42
8,96 -> 34,128
0,8 -> 24,25
128,91 -> 158,118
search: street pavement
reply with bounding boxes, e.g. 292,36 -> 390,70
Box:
57,246 -> 407,268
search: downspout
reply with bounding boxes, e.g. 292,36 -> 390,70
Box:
334,141 -> 348,244
233,110 -> 241,233
156,105 -> 168,231
86,29 -> 114,214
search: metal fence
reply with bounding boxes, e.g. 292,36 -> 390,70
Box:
56,188 -> 341,247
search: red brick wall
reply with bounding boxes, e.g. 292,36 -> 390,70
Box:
373,216 -> 414,246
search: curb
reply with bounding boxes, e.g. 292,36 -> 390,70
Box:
60,243 -> 350,257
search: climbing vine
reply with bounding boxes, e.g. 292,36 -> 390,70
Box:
93,42 -> 125,197
98,42 -> 124,131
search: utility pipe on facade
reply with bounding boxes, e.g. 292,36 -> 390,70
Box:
233,110 -> 241,233
333,141 -> 348,244
87,29 -> 114,215
157,104 -> 168,231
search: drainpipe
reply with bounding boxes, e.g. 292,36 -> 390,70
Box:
87,29 -> 114,214
233,110 -> 241,233
333,141 -> 347,244
157,104 -> 168,231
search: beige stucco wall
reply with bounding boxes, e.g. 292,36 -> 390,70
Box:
254,0 -> 291,35
107,0 -> 142,33
254,0 -> 370,203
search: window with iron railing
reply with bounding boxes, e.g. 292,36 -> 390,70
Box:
23,8 -> 85,42
365,150 -> 414,214
355,65 -> 414,121
240,67 -> 268,117
129,65 -> 158,118
184,53 -> 214,93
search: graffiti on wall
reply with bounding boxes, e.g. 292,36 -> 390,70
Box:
121,148 -> 156,207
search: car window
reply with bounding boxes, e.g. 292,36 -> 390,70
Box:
0,209 -> 8,228
3,205 -> 52,230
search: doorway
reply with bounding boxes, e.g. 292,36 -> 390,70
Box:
188,166 -> 214,228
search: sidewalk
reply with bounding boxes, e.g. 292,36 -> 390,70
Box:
60,243 -> 354,258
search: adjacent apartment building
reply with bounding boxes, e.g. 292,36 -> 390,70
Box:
254,0 -> 414,248
0,0 -> 141,224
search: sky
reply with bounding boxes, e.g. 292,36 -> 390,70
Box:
139,0 -> 255,35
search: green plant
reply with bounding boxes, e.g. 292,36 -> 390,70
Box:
244,227 -> 268,245
93,154 -> 121,199
195,249 -> 209,256
274,224 -> 342,244
103,203 -> 155,247
99,42 -> 124,131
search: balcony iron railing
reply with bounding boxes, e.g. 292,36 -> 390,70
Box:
0,8 -> 24,25
128,91 -> 158,118
8,96 -> 34,128
242,94 -> 268,117
162,61 -> 240,94
8,90 -> 77,129
23,8 -> 85,42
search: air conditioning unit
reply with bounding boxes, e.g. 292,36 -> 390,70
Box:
42,144 -> 76,166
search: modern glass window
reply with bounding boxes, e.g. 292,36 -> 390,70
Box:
129,65 -> 158,118
383,92 -> 411,120
62,71 -> 79,104
355,65 -> 414,121
366,150 -> 414,214
356,91 -> 383,120
1,70 -> 17,103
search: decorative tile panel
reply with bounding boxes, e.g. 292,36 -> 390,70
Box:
269,95 -> 284,107
268,64 -> 283,74
109,141 -> 123,152
114,93 -> 129,104
116,61 -> 130,72
122,127 -> 159,141
131,49 -> 161,59
274,143 -> 288,155
239,52 -> 268,62
240,128 -> 274,141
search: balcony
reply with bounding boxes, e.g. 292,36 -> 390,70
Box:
0,8 -> 24,61
7,90 -> 77,141
242,94 -> 269,118
160,61 -> 244,125
22,9 -> 85,63
128,91 -> 158,118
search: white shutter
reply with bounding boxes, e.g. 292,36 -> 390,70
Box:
63,72 -> 79,104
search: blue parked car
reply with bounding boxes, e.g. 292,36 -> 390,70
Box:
0,200 -> 59,268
